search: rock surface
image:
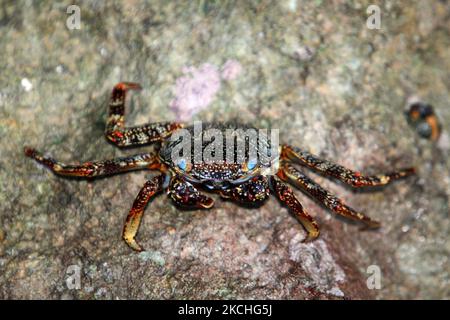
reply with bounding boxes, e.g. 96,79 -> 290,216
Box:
0,1 -> 449,299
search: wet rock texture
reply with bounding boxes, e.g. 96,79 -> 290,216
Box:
0,1 -> 449,299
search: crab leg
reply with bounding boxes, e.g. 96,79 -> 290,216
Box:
168,177 -> 214,209
282,145 -> 415,187
123,174 -> 165,251
219,176 -> 270,205
106,82 -> 183,147
279,163 -> 380,229
270,176 -> 320,242
24,147 -> 159,178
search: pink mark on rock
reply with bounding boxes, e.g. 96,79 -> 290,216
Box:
169,63 -> 221,121
170,60 -> 243,121
221,59 -> 243,81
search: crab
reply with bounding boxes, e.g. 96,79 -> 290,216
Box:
24,82 -> 415,251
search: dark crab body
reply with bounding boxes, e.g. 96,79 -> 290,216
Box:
159,122 -> 273,189
25,82 -> 415,252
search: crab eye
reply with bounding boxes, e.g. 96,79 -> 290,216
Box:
246,159 -> 257,171
177,159 -> 187,171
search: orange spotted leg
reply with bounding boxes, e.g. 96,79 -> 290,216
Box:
123,174 -> 165,251
270,176 -> 320,242
106,82 -> 183,147
24,147 -> 159,178
282,145 -> 415,187
168,177 -> 215,209
279,163 -> 380,229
